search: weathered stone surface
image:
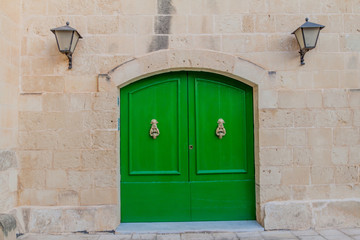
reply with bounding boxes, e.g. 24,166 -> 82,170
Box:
0,151 -> 17,171
264,202 -> 312,230
313,200 -> 360,229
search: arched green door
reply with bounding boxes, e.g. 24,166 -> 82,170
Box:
120,72 -> 255,222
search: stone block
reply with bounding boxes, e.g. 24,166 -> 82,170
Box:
264,202 -> 312,230
121,0 -> 156,15
315,110 -> 352,127
223,35 -> 266,53
19,189 -> 57,206
95,0 -> 123,15
42,94 -> 69,112
53,151 -> 81,169
313,71 -> 339,89
80,188 -> 117,205
255,14 -> 275,32
259,148 -> 292,166
313,200 -> 360,229
340,71 -> 360,88
350,90 -> 360,108
94,205 -> 119,231
259,129 -> 285,147
334,128 -> 360,146
214,15 -> 242,33
82,150 -> 117,169
92,131 -> 118,150
191,35 -> 221,52
334,166 -> 358,184
69,94 -> 92,112
57,131 -> 92,150
21,76 -> 64,93
259,109 -> 293,128
94,170 -> 117,188
311,167 -> 335,184
0,151 -> 17,171
355,110 -> 360,127
105,35 -> 135,55
260,166 -> 281,185
17,150 -> 52,169
323,89 -> 349,108
331,147 -> 348,165
68,171 -> 92,190
281,167 -> 310,185
83,112 -> 118,130
87,16 -> 119,35
98,75 -> 117,93
306,91 -> 323,108
58,190 -> 79,206
61,208 -> 95,232
19,170 -> 45,188
46,169 -> 68,189
28,208 -> 63,233
19,94 -> 42,112
286,129 -> 306,146
293,147 -> 311,166
93,92 -> 118,112
278,91 -> 306,109
307,128 -> 332,146
350,147 -> 360,164
258,90 -> 278,109
65,75 -> 98,93
311,147 -> 333,166
188,16 -> 213,34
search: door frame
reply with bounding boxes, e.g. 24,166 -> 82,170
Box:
100,49 -> 268,226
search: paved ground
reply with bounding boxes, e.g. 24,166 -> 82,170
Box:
18,228 -> 360,240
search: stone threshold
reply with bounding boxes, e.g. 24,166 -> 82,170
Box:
115,220 -> 264,234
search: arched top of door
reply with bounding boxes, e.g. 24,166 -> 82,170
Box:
98,49 -> 268,90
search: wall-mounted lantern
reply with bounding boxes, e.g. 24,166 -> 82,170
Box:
292,18 -> 325,65
51,22 -> 82,69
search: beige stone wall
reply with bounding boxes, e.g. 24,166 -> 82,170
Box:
0,0 -> 20,213
10,0 -> 360,231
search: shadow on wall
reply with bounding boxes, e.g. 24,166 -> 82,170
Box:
148,0 -> 175,52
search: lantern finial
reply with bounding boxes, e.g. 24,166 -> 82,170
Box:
305,17 -> 309,22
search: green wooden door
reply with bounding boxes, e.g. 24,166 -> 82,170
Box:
120,72 -> 255,222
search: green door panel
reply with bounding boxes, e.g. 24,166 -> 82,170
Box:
120,71 -> 255,222
193,78 -> 247,176
191,180 -> 256,221
121,182 -> 191,222
121,72 -> 189,183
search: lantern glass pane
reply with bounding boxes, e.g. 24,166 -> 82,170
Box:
70,31 -> 80,53
55,30 -> 73,52
294,28 -> 305,49
303,28 -> 320,48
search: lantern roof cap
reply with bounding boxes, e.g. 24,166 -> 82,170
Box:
292,18 -> 325,34
51,22 -> 83,39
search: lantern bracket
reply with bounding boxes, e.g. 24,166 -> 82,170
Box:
66,53 -> 73,69
299,49 -> 309,65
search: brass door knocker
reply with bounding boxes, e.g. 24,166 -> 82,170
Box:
216,118 -> 226,139
149,119 -> 160,139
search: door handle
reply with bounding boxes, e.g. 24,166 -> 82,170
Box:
149,119 -> 160,139
216,118 -> 226,139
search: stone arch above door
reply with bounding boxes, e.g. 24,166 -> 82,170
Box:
98,49 -> 268,89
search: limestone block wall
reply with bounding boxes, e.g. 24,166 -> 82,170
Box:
0,0 -> 20,213
12,0 -> 360,232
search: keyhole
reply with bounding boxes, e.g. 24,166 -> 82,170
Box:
189,145 -> 193,150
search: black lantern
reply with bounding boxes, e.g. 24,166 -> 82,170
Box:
51,22 -> 83,69
292,18 -> 325,65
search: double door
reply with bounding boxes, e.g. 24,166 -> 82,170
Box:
120,72 -> 255,222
